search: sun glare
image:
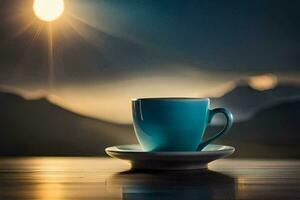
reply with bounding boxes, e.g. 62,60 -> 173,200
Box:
248,74 -> 278,91
33,0 -> 64,22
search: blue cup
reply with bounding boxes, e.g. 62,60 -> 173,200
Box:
132,98 -> 233,151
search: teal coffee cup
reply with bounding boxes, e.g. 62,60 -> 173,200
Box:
132,98 -> 233,151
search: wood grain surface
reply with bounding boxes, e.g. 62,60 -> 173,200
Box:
0,158 -> 299,200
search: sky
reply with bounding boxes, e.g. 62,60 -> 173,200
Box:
0,0 -> 299,123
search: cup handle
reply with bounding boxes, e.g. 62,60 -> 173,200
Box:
197,108 -> 233,151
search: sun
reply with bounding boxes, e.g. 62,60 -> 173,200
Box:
33,0 -> 65,22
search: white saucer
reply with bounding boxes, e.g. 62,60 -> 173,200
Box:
105,144 -> 235,170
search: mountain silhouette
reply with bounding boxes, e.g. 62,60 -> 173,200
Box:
210,83 -> 300,122
0,89 -> 299,158
210,100 -> 300,158
0,91 -> 136,156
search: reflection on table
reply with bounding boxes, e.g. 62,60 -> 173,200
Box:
108,170 -> 236,200
0,158 -> 299,200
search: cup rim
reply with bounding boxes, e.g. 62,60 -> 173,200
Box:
132,97 -> 210,101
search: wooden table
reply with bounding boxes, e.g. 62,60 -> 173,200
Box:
0,158 -> 299,199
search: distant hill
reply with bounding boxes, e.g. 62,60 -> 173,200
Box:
210,83 -> 300,122
0,90 -> 299,158
0,91 -> 136,156
210,100 -> 300,158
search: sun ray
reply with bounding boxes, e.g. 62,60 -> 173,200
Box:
13,22 -> 45,83
48,23 -> 55,89
31,23 -> 44,43
62,15 -> 108,56
67,13 -> 143,47
66,13 -> 104,35
64,16 -> 95,46
12,19 -> 37,39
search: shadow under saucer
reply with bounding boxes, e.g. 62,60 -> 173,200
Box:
106,169 -> 237,200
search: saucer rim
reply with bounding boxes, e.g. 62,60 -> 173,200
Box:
132,97 -> 210,101
105,144 -> 235,155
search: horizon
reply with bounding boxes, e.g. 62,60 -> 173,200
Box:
1,76 -> 299,124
